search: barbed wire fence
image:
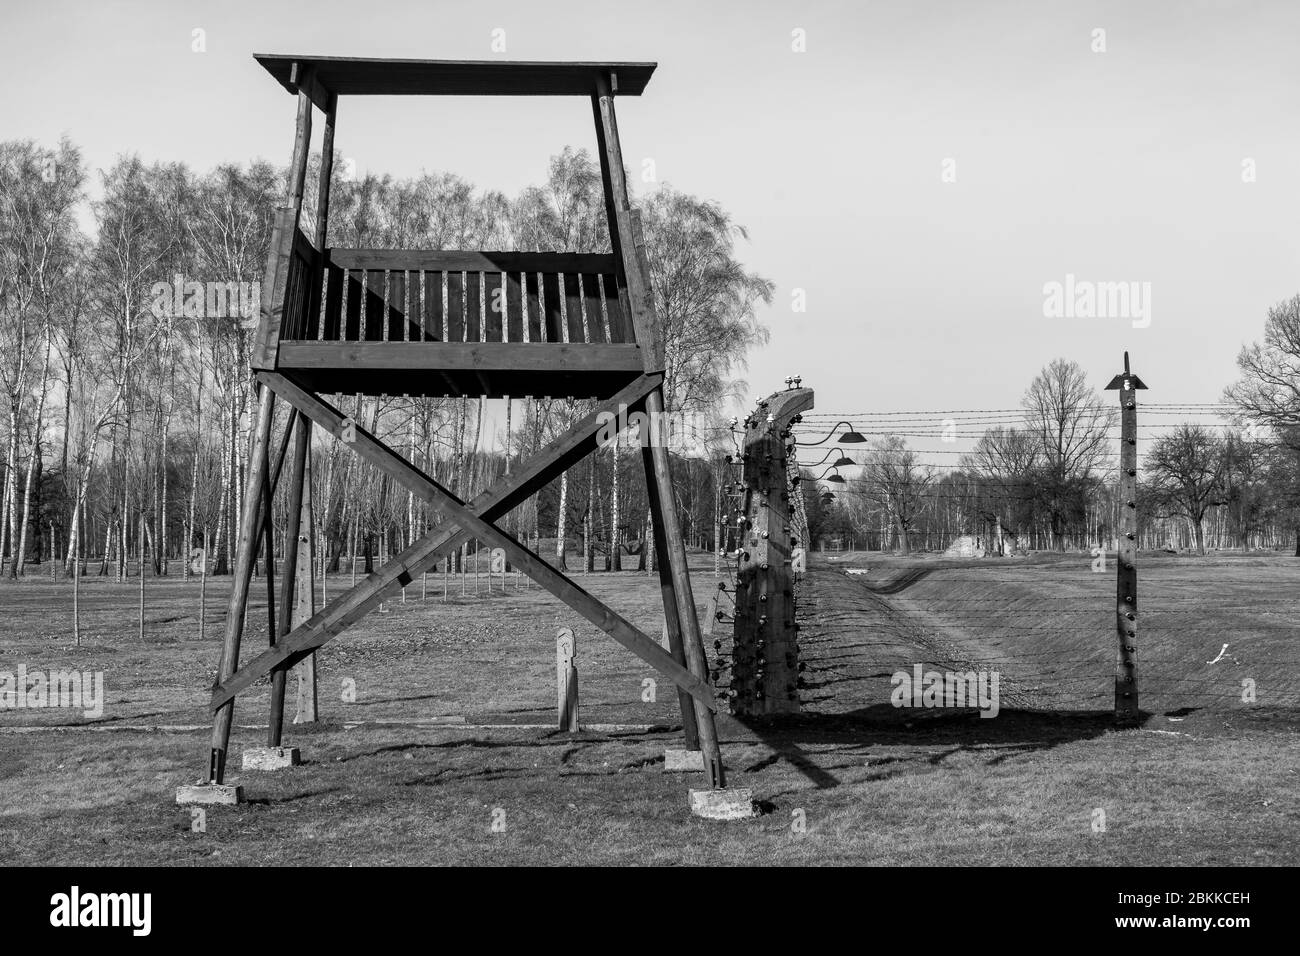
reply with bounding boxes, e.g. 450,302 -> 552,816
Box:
754,384 -> 1300,720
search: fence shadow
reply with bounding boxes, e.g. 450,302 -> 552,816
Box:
725,705 -> 1139,791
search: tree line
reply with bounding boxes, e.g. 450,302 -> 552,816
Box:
0,138 -> 771,579
808,340 -> 1300,557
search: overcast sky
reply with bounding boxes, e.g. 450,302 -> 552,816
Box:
3,0 -> 1297,428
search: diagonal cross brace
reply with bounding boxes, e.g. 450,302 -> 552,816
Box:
211,371 -> 716,712
211,371 -> 662,707
210,382 -> 626,702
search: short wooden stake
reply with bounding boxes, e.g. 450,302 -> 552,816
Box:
557,626 -> 578,732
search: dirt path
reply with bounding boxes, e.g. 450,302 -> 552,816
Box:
796,565 -> 1037,715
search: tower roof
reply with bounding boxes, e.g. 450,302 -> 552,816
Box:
254,54 -> 656,98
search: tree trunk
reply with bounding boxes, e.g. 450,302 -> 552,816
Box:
556,471 -> 568,570
3,404 -> 19,576
611,429 -> 621,571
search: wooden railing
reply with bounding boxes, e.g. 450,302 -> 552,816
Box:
283,249 -> 633,346
278,225 -> 323,342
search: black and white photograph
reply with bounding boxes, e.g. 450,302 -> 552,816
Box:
0,0 -> 1293,927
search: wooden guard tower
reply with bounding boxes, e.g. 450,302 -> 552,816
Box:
201,55 -> 726,794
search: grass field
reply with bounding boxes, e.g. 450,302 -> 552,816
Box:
1,549 -> 1297,865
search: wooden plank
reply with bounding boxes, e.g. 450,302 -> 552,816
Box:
344,269 -> 363,340
328,249 -> 618,274
387,270 -> 406,342
363,270 -> 385,341
602,273 -> 628,343
563,272 -> 583,344
505,271 -> 523,342
279,247 -> 302,340
583,273 -> 606,343
322,259 -> 343,340
524,271 -> 542,342
447,271 -> 464,342
406,270 -> 422,339
302,257 -> 324,342
483,272 -> 504,342
242,372 -> 715,711
423,271 -> 444,341
541,272 -> 563,343
277,341 -> 644,372
465,272 -> 481,342
212,372 -> 666,707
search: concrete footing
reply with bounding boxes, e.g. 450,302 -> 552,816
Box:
241,746 -> 300,771
175,783 -> 243,805
664,748 -> 705,772
689,787 -> 757,820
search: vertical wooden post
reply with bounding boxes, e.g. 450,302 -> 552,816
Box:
253,64 -> 315,370
138,513 -> 145,642
293,448 -> 317,724
591,75 -> 661,358
283,91 -> 333,728
643,388 -> 723,787
1106,352 -> 1146,726
556,626 -> 578,732
593,73 -> 720,784
208,62 -> 317,780
641,442 -> 700,751
208,385 -> 276,783
261,445 -> 279,739
265,89 -> 329,738
271,411 -> 313,743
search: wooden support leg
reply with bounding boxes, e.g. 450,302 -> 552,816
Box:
643,386 -> 725,788
261,458 -> 279,742
270,412 -> 311,745
641,441 -> 700,750
294,450 -> 318,725
208,374 -> 718,711
208,385 -> 277,784
250,375 -> 713,710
